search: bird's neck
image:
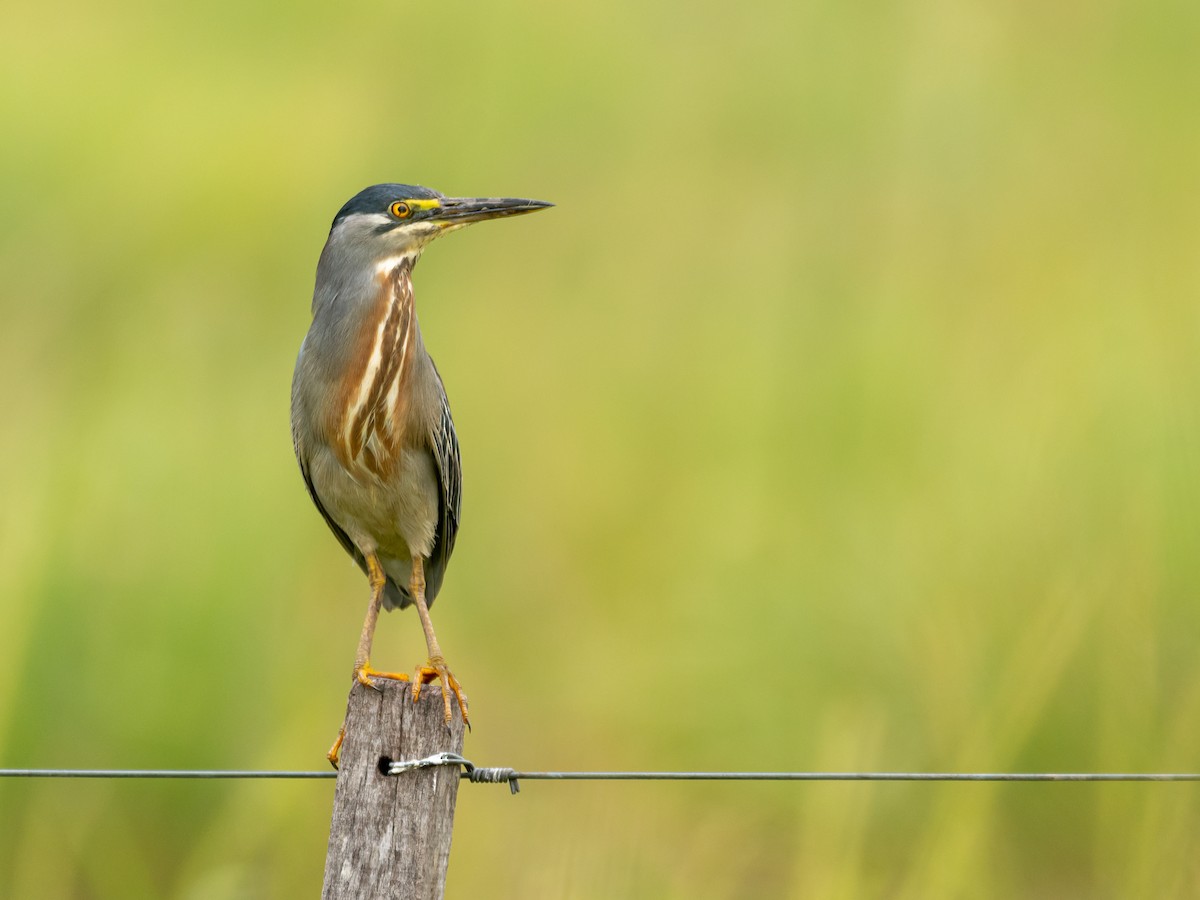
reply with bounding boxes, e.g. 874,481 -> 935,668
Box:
375,250 -> 423,276
329,256 -> 426,474
373,256 -> 425,361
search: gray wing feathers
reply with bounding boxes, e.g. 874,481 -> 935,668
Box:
422,386 -> 462,608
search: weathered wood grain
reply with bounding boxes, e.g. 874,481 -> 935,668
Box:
322,679 -> 466,900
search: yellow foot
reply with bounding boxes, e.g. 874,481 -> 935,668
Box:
330,663 -> 412,767
412,657 -> 470,728
327,726 -> 345,769
355,661 -> 412,691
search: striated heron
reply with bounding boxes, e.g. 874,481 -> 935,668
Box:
291,183 -> 552,764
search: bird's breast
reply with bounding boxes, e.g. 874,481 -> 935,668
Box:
328,263 -> 417,480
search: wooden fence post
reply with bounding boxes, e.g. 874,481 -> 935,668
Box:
322,678 -> 467,900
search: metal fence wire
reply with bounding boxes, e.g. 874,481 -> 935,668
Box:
4,755 -> 1199,797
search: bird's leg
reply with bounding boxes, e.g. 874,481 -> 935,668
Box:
328,551 -> 410,768
352,551 -> 412,687
409,556 -> 470,727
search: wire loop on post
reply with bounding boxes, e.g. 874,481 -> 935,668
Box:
380,754 -> 522,793
382,752 -> 472,777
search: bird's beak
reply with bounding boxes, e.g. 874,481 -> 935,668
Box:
430,197 -> 554,227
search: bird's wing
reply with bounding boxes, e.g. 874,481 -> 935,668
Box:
422,367 -> 462,607
296,442 -> 366,569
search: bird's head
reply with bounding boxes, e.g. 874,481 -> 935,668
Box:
325,183 -> 552,269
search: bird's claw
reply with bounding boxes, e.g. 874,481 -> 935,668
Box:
329,664 -> 419,768
355,662 -> 411,692
332,660 -> 464,768
327,727 -> 346,769
412,657 -> 470,728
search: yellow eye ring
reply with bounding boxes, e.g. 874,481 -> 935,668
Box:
390,201 -> 411,219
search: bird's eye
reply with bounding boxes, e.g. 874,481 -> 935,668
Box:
390,201 -> 412,219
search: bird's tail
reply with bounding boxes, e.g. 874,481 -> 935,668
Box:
377,555 -> 444,611
382,577 -> 413,611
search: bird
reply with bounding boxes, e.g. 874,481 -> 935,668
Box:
291,183 -> 552,765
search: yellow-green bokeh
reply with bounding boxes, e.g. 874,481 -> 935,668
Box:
2,1 -> 1200,897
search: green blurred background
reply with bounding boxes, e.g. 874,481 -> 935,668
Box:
2,0 -> 1199,896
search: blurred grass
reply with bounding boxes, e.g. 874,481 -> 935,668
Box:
2,0 -> 1200,896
